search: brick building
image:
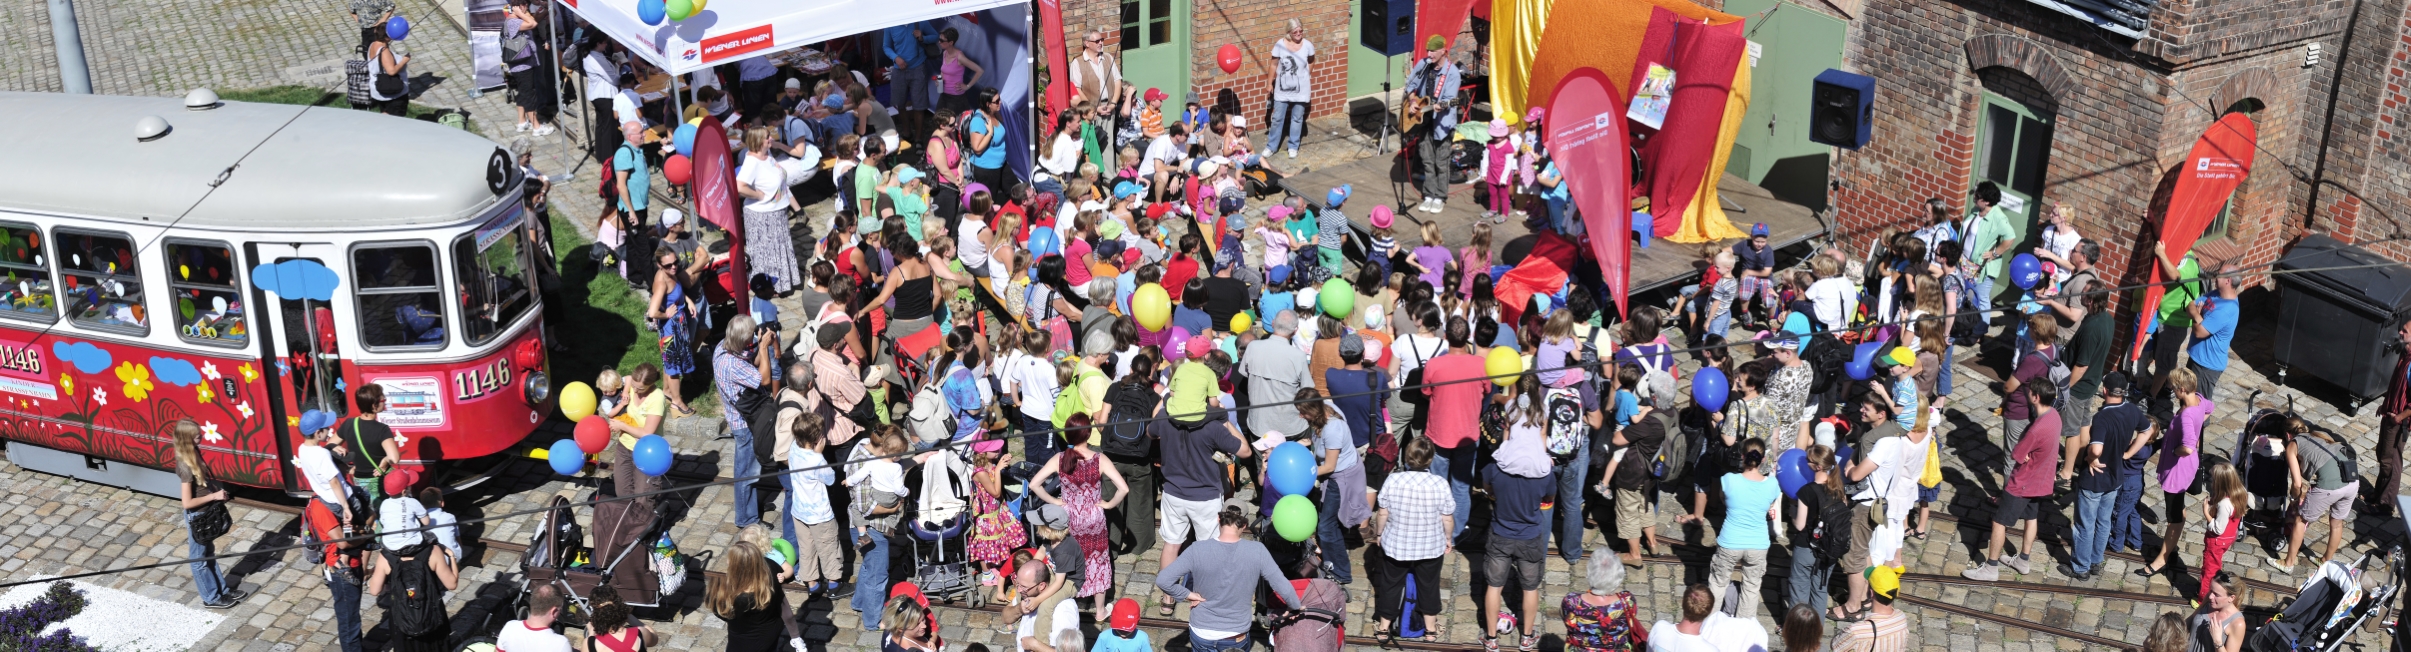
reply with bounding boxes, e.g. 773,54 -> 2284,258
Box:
1058,0 -> 1382,125
1826,0 -> 2386,310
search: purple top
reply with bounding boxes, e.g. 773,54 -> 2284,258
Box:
1535,337 -> 1584,387
2158,396 -> 2213,492
1412,246 -> 1452,290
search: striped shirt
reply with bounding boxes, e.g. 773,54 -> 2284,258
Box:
1376,470 -> 1455,561
1832,610 -> 1912,652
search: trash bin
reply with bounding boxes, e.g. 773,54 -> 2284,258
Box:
2271,234 -> 2411,411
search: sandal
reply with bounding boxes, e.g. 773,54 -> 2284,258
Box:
1826,601 -> 1868,622
1157,596 -> 1176,617
1374,628 -> 1397,648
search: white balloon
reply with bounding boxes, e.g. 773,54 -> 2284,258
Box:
212,296 -> 228,313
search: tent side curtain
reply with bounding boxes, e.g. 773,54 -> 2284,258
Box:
559,0 -> 1029,76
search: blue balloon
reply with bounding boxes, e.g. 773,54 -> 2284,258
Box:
634,434 -> 674,476
636,0 -> 667,25
2009,253 -> 2044,290
1268,442 -> 1317,497
1775,449 -> 1812,498
672,123 -> 698,158
1845,360 -> 1873,381
385,16 -> 411,40
547,439 -> 586,475
1691,367 -> 1730,412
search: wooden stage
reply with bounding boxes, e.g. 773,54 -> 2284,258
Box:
1281,153 -> 1827,295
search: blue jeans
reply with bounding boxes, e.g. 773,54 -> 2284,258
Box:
2113,473 -> 2147,551
777,473 -> 799,554
326,566 -> 364,652
185,512 -> 229,602
1546,196 -> 1572,235
733,424 -> 761,528
2071,489 -> 2116,574
1315,481 -> 1352,584
1785,544 -> 1827,616
1189,630 -> 1253,652
850,526 -> 890,628
1267,100 -> 1307,151
1431,443 -> 1477,539
1938,342 -> 1956,397
1553,447 -> 1590,562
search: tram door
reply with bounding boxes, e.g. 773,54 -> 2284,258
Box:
253,244 -> 351,419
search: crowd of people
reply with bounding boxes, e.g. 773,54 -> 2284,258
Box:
150,11 -> 2396,652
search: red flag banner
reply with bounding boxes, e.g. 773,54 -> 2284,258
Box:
2129,112 -> 2255,360
1039,0 -> 1073,119
1413,0 -> 1479,59
691,118 -> 747,290
1638,17 -> 1745,238
1546,67 -> 1634,316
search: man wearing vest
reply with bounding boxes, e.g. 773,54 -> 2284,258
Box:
1402,35 -> 1462,215
1069,29 -> 1125,137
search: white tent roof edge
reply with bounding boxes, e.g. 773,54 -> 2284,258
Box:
558,0 -> 1030,76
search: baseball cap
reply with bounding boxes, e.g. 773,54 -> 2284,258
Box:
1868,564 -> 1903,600
823,93 -> 845,110
1326,184 -> 1352,207
299,409 -> 338,436
1145,88 -> 1168,103
2102,371 -> 2131,396
815,320 -> 855,351
893,165 -> 925,185
1750,222 -> 1771,238
1185,333 -> 1214,360
1525,107 -> 1546,123
1268,205 -> 1292,223
661,208 -> 686,229
1114,181 -> 1143,200
1268,265 -> 1292,284
1035,503 -> 1070,529
382,467 -> 421,501
1230,115 -> 1247,129
1146,202 -> 1173,220
1109,598 -> 1141,631
1338,333 -> 1365,359
1882,345 -> 1915,367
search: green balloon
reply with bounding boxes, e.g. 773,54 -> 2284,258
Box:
1272,495 -> 1316,542
1320,278 -> 1355,319
665,0 -> 694,20
770,538 -> 795,566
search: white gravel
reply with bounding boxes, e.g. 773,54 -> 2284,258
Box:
0,576 -> 225,652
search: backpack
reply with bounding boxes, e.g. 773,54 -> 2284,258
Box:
1808,485 -> 1855,561
1645,410 -> 1686,483
747,395 -> 805,482
1543,387 -> 1586,458
1945,273 -> 1985,346
2022,345 -> 2073,406
502,31 -> 536,65
1100,380 -> 1157,459
384,549 -> 448,637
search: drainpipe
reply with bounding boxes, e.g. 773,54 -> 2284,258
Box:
48,0 -> 92,94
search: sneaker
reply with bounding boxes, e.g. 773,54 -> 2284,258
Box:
203,598 -> 235,610
1961,562 -> 2001,582
516,122 -> 530,133
1482,210 -> 1498,220
534,124 -> 556,136
2266,558 -> 2296,574
1287,148 -> 1298,159
2002,554 -> 2032,575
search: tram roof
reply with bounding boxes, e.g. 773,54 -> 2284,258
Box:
0,92 -> 514,232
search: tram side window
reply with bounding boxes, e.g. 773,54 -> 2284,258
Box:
165,241 -> 247,347
453,227 -> 532,346
0,224 -> 55,321
57,230 -> 146,333
353,244 -> 446,349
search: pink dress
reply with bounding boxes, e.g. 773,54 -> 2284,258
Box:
967,464 -> 1023,566
1059,453 -> 1112,597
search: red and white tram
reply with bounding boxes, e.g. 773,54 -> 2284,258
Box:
0,90 -> 554,496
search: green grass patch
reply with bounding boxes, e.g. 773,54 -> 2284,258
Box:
543,210 -> 716,414
221,85 -> 481,135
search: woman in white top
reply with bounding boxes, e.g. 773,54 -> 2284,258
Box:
737,126 -> 802,294
1038,111 -> 1082,183
2031,203 -> 2083,280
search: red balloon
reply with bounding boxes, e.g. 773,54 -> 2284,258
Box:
663,154 -> 693,186
574,415 -> 611,454
1218,44 -> 1242,74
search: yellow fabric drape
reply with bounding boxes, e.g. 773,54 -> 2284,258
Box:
1489,0 -> 1556,127
1666,52 -> 1751,244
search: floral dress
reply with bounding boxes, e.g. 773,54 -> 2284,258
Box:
1059,452 -> 1112,597
966,464 -> 1023,567
1561,591 -> 1640,651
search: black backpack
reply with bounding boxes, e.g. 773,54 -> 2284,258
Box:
1100,381 -> 1157,459
1945,273 -> 1985,346
747,394 -> 804,484
384,549 -> 448,637
1809,485 -> 1855,561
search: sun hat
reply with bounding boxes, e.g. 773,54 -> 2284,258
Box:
1369,204 -> 1394,229
1489,118 -> 1509,138
894,165 -> 925,185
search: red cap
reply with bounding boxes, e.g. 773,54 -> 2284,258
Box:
1109,598 -> 1141,631
1147,202 -> 1173,220
1144,87 -> 1168,103
382,466 -> 420,498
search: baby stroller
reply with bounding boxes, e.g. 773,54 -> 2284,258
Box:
519,492 -> 683,625
2245,546 -> 2403,652
2233,391 -> 2299,536
904,446 -> 982,606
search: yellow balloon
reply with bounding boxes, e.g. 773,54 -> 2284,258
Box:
1486,347 -> 1523,386
690,0 -> 706,12
559,381 -> 598,421
1228,311 -> 1253,334
1133,283 -> 1171,332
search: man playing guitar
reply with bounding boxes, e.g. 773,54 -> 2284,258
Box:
1402,35 -> 1463,215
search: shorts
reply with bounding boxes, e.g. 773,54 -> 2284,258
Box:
1842,503 -> 1873,571
1613,487 -> 1652,537
1917,484 -> 1941,503
1161,493 -> 1222,545
1993,493 -> 2041,526
1483,535 -> 1546,589
2301,485 -> 2360,522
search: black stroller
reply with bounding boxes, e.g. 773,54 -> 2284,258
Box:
2245,545 -> 2403,651
2233,391 -> 2298,536
519,491 -> 683,625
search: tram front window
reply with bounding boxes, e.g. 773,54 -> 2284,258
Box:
353,244 -> 446,349
57,230 -> 146,333
453,226 -> 532,346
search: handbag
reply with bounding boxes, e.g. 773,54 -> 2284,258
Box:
345,58 -> 374,107
187,477 -> 233,541
370,44 -> 407,99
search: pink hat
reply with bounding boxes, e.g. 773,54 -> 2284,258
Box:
1369,204 -> 1394,229
1184,334 -> 1214,360
1488,118 -> 1509,138
1268,205 -> 1292,222
1525,107 -> 1546,123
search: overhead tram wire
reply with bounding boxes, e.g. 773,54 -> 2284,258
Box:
1,257 -> 2398,590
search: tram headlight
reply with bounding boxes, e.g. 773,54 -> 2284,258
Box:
523,371 -> 550,405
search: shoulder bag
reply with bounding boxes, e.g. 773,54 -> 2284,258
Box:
187,475 -> 233,541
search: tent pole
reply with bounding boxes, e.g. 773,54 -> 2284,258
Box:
546,0 -> 581,179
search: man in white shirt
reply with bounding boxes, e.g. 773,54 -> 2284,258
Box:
495,584 -> 576,652
1701,610 -> 1770,652
1139,124 -> 1191,202
292,410 -> 353,523
582,39 -> 624,165
1647,583 -> 1722,652
1010,560 -> 1081,652
1002,341 -> 1061,463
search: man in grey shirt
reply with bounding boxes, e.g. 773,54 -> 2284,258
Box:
1241,310 -> 1314,437
1157,505 -> 1303,651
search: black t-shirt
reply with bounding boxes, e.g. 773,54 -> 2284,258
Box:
1789,483 -> 1831,540
344,418 -> 396,479
1200,276 -> 1252,332
1611,412 -> 1666,490
1154,411 -> 1243,502
2078,401 -> 2147,493
1049,537 -> 1085,588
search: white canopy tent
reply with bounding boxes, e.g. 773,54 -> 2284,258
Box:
559,0 -> 1026,76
